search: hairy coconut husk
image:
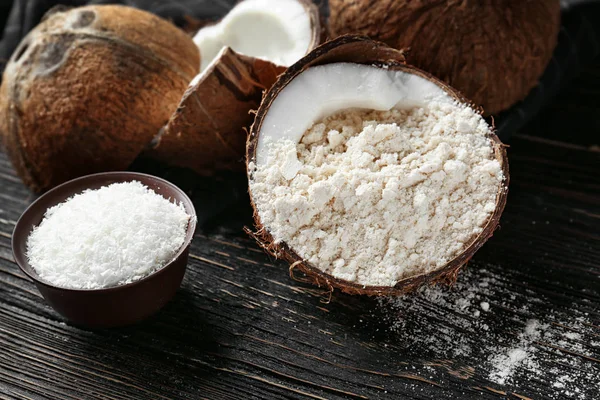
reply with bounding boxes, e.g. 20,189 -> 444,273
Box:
246,35 -> 509,296
0,5 -> 199,192
147,0 -> 321,174
328,0 -> 561,115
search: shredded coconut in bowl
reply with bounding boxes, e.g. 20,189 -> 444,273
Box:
26,181 -> 192,290
249,102 -> 504,287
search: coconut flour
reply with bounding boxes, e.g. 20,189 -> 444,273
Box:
377,267 -> 599,398
27,181 -> 191,289
249,102 -> 503,286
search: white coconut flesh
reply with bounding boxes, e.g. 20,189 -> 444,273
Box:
194,0 -> 313,72
249,62 -> 504,287
254,63 -> 454,166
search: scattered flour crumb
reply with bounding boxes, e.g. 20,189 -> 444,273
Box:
250,104 -> 503,286
563,332 -> 580,340
488,319 -> 545,385
377,269 -> 599,397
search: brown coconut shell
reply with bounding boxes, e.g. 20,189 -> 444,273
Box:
246,35 -> 509,296
147,0 -> 321,174
328,0 -> 561,115
0,5 -> 199,192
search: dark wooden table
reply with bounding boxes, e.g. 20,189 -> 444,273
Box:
1,66 -> 599,399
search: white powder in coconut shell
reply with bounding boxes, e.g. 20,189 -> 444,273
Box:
249,102 -> 503,286
27,181 -> 191,289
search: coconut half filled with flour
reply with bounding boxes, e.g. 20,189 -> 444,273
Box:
148,0 -> 320,174
247,36 -> 509,295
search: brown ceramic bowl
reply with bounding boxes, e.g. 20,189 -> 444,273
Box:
12,172 -> 197,328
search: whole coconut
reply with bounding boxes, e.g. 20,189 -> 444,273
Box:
328,0 -> 561,114
0,5 -> 199,192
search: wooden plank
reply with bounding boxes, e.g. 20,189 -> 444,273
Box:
0,133 -> 598,399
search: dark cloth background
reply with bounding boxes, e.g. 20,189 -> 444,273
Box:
1,0 -> 600,140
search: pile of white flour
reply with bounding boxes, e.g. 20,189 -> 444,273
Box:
249,102 -> 503,286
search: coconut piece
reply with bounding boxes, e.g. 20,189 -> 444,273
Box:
0,5 -> 199,192
328,0 -> 561,115
148,0 -> 320,174
246,36 -> 509,296
194,0 -> 317,73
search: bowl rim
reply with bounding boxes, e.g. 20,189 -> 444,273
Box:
12,171 -> 197,294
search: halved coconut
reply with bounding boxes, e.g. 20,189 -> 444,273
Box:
148,0 -> 321,174
246,36 -> 509,296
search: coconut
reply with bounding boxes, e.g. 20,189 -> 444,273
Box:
0,5 -> 199,192
328,0 -> 561,115
147,0 -> 321,174
246,36 -> 509,296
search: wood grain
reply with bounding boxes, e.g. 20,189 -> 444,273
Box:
1,54 -> 600,399
0,130 -> 598,399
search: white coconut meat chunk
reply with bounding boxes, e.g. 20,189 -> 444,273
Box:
194,0 -> 314,72
254,63 -> 454,166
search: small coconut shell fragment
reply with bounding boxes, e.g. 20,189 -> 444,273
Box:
328,0 -> 561,115
246,35 -> 509,296
148,48 -> 283,173
147,0 -> 321,175
0,5 -> 199,192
